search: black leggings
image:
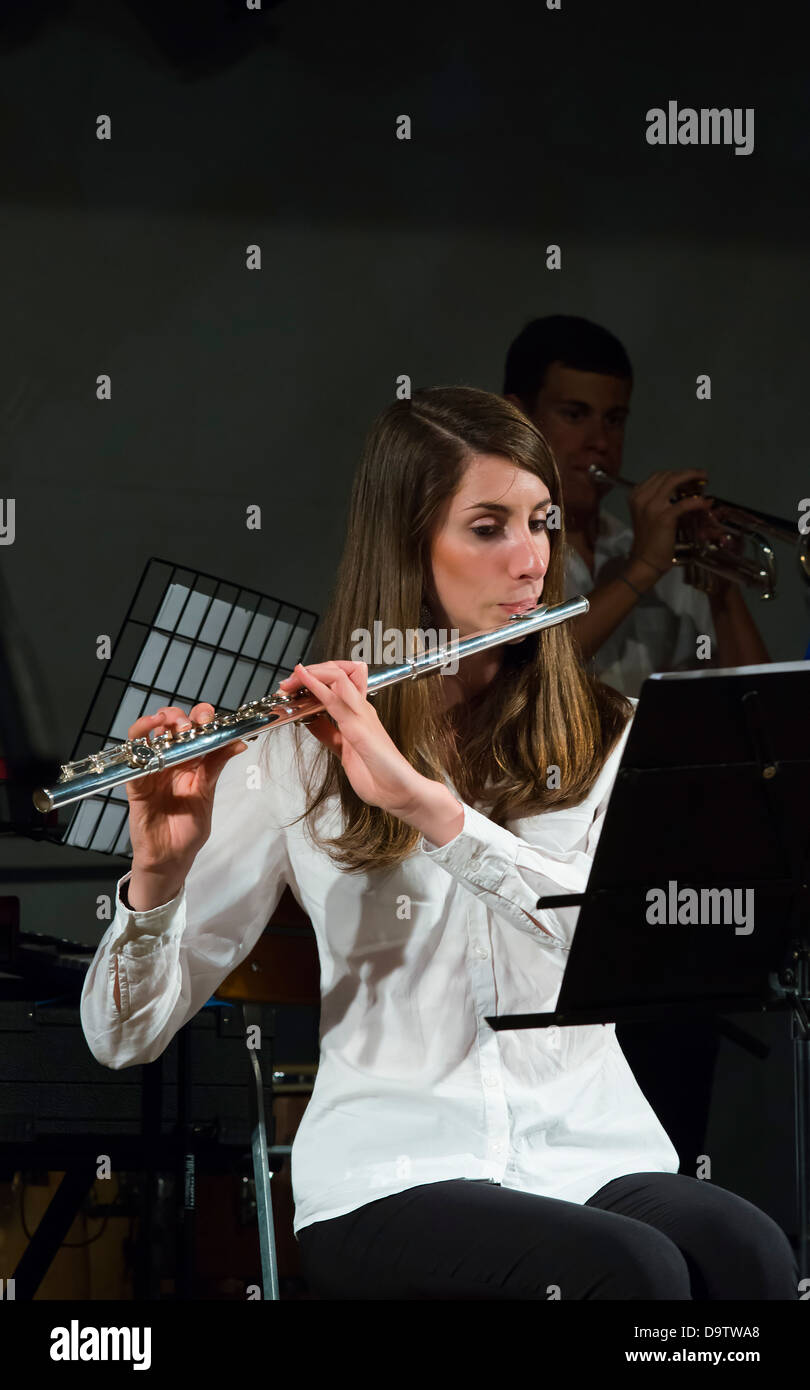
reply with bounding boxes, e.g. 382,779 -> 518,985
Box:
297,1172 -> 798,1300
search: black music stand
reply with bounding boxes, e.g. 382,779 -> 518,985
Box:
486,660 -> 810,1281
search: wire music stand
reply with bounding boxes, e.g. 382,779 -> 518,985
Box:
60,556 -> 317,856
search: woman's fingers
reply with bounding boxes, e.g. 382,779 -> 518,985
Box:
126,703 -> 244,784
286,661 -> 369,705
293,664 -> 364,721
128,705 -> 195,742
301,711 -> 343,753
189,703 -> 216,725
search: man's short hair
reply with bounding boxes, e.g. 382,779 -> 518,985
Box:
503,315 -> 633,410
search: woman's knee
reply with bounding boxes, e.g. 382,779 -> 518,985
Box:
592,1223 -> 692,1300
691,1196 -> 798,1298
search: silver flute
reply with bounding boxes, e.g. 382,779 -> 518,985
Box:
32,595 -> 589,812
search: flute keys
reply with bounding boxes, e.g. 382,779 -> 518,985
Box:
171,726 -> 198,743
128,739 -> 156,768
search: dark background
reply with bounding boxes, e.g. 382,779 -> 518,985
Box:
1,0 -> 806,1237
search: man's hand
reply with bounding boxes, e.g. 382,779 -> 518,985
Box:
628,469 -> 715,578
684,501 -> 746,599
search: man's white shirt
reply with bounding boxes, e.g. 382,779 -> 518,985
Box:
562,509 -> 716,697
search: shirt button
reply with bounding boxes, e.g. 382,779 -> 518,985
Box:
483,1074 -> 498,1088
473,946 -> 489,959
492,1140 -> 506,1154
547,1026 -> 560,1047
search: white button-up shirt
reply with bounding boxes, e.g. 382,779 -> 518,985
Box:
563,509 -> 716,697
80,704 -> 679,1237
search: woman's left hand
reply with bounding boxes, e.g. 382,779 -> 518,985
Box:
278,661 -> 426,817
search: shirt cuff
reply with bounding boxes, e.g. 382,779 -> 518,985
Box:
420,804 -> 508,890
420,801 -> 589,895
111,871 -> 185,952
419,801 -> 583,949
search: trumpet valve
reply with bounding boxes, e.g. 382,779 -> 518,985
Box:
673,477 -> 708,502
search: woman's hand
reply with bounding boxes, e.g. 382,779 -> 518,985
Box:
125,704 -> 248,874
278,660 -> 426,817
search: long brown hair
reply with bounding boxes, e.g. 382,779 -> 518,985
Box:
263,386 -> 632,873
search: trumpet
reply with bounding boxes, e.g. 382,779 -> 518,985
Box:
32,595 -> 589,812
588,464 -> 810,601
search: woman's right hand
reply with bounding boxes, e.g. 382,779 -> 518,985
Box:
628,469 -> 716,577
125,703 -> 248,877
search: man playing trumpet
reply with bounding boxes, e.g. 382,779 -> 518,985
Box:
504,314 -> 769,699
